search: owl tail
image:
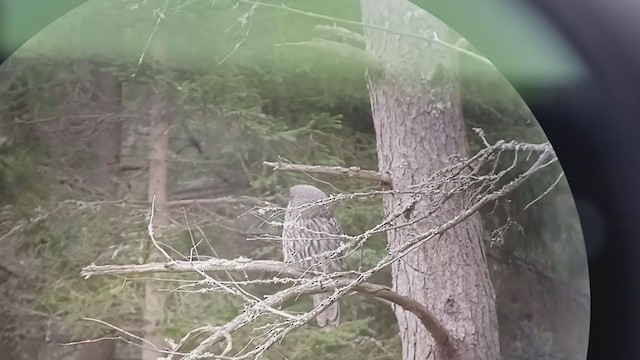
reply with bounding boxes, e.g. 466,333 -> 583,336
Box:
313,293 -> 340,330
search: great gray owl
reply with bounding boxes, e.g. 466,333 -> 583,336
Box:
282,184 -> 345,329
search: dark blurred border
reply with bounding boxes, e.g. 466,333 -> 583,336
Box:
2,0 -> 640,359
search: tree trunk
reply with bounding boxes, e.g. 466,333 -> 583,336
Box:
142,36 -> 172,360
141,93 -> 171,360
360,1 -> 501,359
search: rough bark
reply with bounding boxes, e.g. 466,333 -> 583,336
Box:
360,0 -> 501,359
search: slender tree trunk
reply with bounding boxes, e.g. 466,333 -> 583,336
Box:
141,36 -> 172,360
360,1 -> 501,359
141,104 -> 170,360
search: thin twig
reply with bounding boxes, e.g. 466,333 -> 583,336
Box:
148,195 -> 173,261
523,172 -> 564,211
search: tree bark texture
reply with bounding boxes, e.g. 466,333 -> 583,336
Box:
360,1 -> 501,359
141,34 -> 173,360
141,92 -> 171,360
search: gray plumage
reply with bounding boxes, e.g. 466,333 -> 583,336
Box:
282,184 -> 344,329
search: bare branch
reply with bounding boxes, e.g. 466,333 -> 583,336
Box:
81,258 -> 301,279
55,196 -> 271,210
354,283 -> 450,346
81,259 -> 450,350
523,172 -> 564,211
167,196 -> 271,208
263,140 -> 552,189
314,24 -> 365,44
263,161 -> 391,184
275,39 -> 379,69
148,195 -> 173,261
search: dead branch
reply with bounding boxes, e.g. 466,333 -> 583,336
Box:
263,140 -> 553,188
177,277 -> 449,360
314,24 -> 365,44
81,258 -> 302,279
81,259 -> 450,351
167,196 -> 271,207
263,161 -> 391,184
58,196 -> 271,210
354,283 -> 450,346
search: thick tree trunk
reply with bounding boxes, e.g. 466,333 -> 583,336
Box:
360,1 -> 501,359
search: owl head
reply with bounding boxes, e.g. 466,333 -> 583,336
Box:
288,184 -> 328,207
